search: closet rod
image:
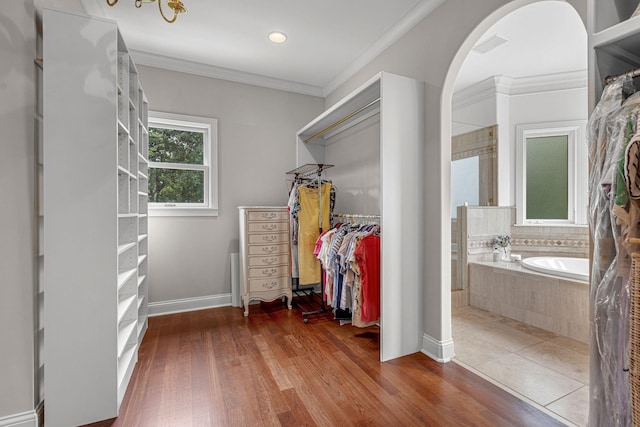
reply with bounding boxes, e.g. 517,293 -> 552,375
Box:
604,68 -> 640,85
303,98 -> 380,144
333,213 -> 381,219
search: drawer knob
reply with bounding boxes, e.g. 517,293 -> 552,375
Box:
263,235 -> 277,242
260,213 -> 277,219
263,257 -> 277,265
261,224 -> 277,231
261,246 -> 277,254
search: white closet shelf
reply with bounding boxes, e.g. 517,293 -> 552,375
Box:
117,241 -> 136,255
117,268 -> 137,290
138,274 -> 146,288
117,165 -> 136,180
592,14 -> 640,48
117,119 -> 128,135
118,213 -> 138,219
117,345 -> 136,395
138,254 -> 147,266
138,152 -> 149,163
138,234 -> 148,242
138,171 -> 148,180
137,294 -> 145,310
138,191 -> 148,197
116,324 -> 136,365
117,294 -> 136,325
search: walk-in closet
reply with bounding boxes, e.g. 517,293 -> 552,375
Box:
292,72 -> 425,362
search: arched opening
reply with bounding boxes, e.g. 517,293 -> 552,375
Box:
442,1 -> 589,425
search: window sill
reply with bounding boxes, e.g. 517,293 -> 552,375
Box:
149,208 -> 218,217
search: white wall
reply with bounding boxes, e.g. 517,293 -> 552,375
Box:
324,0 -> 587,353
324,115 -> 381,215
0,0 -> 36,420
137,66 -> 323,305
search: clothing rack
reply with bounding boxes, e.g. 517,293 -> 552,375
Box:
604,68 -> 640,85
286,163 -> 334,323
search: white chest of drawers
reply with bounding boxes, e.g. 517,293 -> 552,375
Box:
238,206 -> 292,316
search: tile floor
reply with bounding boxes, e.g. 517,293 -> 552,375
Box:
452,305 -> 590,427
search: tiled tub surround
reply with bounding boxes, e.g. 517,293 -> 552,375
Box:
469,260 -> 589,343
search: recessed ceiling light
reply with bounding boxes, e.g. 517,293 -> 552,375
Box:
268,31 -> 287,44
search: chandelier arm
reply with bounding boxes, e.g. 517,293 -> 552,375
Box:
157,0 -> 178,23
106,0 -> 118,6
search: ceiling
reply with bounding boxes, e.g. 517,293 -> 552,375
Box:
81,0 -> 443,96
80,0 -> 586,98
454,1 -> 587,92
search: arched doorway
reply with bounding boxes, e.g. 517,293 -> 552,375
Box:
442,2 -> 589,425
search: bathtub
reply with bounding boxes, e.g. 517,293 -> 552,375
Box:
469,259 -> 590,343
521,256 -> 589,282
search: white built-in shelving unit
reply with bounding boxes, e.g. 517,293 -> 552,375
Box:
588,0 -> 640,107
43,9 -> 148,427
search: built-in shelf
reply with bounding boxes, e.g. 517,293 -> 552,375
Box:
138,254 -> 147,266
117,268 -> 137,291
117,241 -> 136,255
117,294 -> 137,325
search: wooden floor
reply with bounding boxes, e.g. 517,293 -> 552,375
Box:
87,301 -> 565,427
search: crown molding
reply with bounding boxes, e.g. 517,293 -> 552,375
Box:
130,50 -> 324,97
453,75 -> 513,110
322,0 -> 445,97
509,69 -> 587,95
453,70 -> 587,111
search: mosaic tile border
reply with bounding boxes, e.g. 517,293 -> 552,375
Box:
467,238 -> 589,250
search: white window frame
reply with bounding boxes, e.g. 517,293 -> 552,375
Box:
148,111 -> 218,217
515,120 -> 587,225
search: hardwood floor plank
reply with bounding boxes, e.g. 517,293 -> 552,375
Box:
82,304 -> 565,427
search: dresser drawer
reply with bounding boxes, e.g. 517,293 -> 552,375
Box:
248,233 -> 288,245
248,264 -> 289,279
247,221 -> 288,233
248,276 -> 290,293
248,253 -> 289,268
248,210 -> 289,222
247,243 -> 289,256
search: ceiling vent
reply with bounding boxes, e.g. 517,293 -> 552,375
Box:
472,34 -> 509,54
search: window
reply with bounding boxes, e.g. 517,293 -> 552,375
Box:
148,112 -> 218,216
451,156 -> 479,218
516,121 -> 587,225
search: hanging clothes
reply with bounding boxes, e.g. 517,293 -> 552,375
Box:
297,182 -> 332,285
587,75 -> 638,427
314,221 -> 380,327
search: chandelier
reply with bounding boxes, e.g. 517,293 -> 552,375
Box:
106,0 -> 187,24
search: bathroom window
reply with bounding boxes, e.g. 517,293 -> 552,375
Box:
148,112 -> 218,217
516,121 -> 587,225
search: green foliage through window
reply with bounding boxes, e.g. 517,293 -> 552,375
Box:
149,169 -> 204,203
149,128 -> 203,165
148,127 -> 205,204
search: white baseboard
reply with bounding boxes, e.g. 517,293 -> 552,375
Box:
421,333 -> 455,363
148,293 -> 232,317
0,411 -> 38,427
